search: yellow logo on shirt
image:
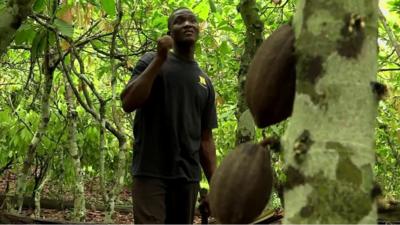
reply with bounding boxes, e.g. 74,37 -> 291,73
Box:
199,76 -> 207,88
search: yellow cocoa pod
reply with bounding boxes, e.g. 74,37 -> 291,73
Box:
209,142 -> 273,224
245,24 -> 296,128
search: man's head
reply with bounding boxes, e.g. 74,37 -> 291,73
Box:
167,8 -> 199,45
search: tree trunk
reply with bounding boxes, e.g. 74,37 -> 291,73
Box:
282,0 -> 378,223
33,171 -> 50,218
65,79 -> 86,221
15,39 -> 55,213
99,101 -> 108,211
104,140 -> 128,221
235,0 -> 264,145
103,1 -> 128,220
0,0 -> 34,57
59,34 -> 128,223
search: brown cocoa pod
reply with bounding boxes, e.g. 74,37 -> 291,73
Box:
245,24 -> 296,128
209,142 -> 273,224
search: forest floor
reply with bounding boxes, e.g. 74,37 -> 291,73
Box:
0,173 -> 210,224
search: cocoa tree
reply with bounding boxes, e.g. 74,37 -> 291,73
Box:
282,0 -> 379,223
235,0 -> 263,145
0,0 -> 35,57
64,78 -> 86,221
15,33 -> 56,213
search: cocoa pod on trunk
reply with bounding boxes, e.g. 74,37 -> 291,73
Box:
245,24 -> 296,128
209,142 -> 273,224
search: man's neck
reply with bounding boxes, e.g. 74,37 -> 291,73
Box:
173,44 -> 195,61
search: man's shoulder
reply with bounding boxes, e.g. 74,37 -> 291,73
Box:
130,52 -> 157,77
139,52 -> 157,63
198,72 -> 213,84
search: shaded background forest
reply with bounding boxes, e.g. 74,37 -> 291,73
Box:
0,0 -> 399,223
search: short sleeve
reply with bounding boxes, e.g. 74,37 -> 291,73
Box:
129,52 -> 156,82
201,77 -> 218,129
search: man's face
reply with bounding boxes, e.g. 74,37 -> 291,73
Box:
169,9 -> 199,44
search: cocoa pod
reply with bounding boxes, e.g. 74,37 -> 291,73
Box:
245,24 -> 296,128
209,142 -> 273,224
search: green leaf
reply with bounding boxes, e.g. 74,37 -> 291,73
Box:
151,11 -> 167,29
208,0 -> 216,13
100,0 -> 116,17
54,18 -> 74,37
0,110 -> 9,124
33,0 -> 46,12
21,128 -> 31,142
219,41 -> 230,55
195,43 -> 202,55
14,23 -> 36,45
194,0 -> 210,21
90,40 -> 103,50
388,0 -> 400,13
31,29 -> 46,60
48,32 -> 56,45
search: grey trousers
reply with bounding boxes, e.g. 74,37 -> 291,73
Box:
132,177 -> 199,224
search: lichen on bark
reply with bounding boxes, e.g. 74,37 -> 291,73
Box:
282,0 -> 379,223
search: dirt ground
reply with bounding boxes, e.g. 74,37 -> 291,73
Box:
0,172 -> 213,224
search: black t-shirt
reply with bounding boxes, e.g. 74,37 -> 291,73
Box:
129,52 -> 218,182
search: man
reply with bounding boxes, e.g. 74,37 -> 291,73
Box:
120,7 -> 217,224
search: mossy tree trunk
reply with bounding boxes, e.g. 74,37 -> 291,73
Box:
65,79 -> 86,221
282,0 -> 379,223
235,0 -> 264,145
102,1 -> 128,221
33,169 -> 50,218
60,37 -> 128,222
0,0 -> 34,57
15,36 -> 55,213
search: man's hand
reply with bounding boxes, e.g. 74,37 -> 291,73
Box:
157,35 -> 173,60
198,188 -> 210,224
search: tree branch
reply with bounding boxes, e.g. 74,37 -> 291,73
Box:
70,46 -> 104,102
0,83 -> 20,86
379,10 -> 400,61
55,33 -> 124,141
379,68 -> 400,72
380,124 -> 400,166
110,0 -> 124,132
6,95 -> 34,136
30,14 -> 71,41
